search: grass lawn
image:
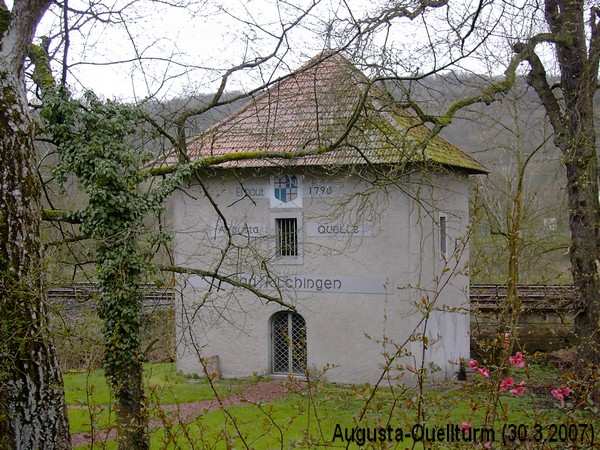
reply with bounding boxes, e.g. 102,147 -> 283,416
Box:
65,360 -> 599,449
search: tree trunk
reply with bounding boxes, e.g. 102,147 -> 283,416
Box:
0,1 -> 71,447
555,23 -> 600,371
520,0 -> 600,372
99,270 -> 148,450
0,71 -> 71,449
564,138 -> 600,370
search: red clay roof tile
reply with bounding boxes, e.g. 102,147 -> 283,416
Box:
161,51 -> 488,174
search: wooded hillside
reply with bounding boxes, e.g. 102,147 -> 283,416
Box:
41,75 -> 573,286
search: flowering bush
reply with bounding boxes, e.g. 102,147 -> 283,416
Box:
471,350 -> 581,409
509,381 -> 526,395
470,353 -> 527,396
463,346 -> 597,448
550,386 -> 571,408
503,332 -> 510,348
499,376 -> 514,391
509,352 -> 526,368
469,359 -> 490,378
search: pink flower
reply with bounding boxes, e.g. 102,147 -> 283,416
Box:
499,377 -> 515,391
476,367 -> 490,378
509,352 -> 525,368
503,332 -> 510,348
551,387 -> 571,407
460,422 -> 472,431
469,359 -> 489,378
510,381 -> 526,395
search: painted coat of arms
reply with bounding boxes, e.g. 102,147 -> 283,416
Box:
273,175 -> 298,203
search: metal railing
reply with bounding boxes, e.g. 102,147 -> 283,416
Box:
470,284 -> 577,313
47,283 -> 174,310
48,283 -> 579,313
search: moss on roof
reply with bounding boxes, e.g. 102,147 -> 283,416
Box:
164,51 -> 488,175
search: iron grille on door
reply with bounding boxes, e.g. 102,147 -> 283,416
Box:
272,312 -> 306,375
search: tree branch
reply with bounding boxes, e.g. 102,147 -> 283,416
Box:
513,41 -> 568,147
42,208 -> 82,224
157,264 -> 296,310
0,0 -> 52,72
427,52 -> 523,135
588,6 -> 600,86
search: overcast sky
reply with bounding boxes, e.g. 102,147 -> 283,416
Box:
32,0 -> 546,101
35,0 -> 342,100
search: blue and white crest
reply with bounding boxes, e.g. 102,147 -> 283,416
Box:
273,175 -> 298,203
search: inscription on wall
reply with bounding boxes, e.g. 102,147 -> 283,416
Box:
306,221 -> 371,237
229,179 -> 346,201
304,181 -> 343,198
212,221 -> 267,238
231,184 -> 268,199
189,274 -> 391,295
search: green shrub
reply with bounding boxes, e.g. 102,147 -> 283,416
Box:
51,305 -> 175,371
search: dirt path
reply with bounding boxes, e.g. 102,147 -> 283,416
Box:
71,380 -> 301,448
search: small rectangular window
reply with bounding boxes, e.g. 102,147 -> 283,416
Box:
439,215 -> 447,254
276,218 -> 298,257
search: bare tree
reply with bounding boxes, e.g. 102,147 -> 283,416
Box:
340,0 -> 600,371
469,83 -> 566,365
514,0 -> 600,371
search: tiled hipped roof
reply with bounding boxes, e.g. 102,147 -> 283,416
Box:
164,51 -> 488,174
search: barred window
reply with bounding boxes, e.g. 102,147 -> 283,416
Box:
276,218 -> 298,257
271,312 -> 307,375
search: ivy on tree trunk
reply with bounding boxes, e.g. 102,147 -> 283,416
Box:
42,88 -> 153,450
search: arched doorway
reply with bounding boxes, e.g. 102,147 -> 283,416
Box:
271,312 -> 307,375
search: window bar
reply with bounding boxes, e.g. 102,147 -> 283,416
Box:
277,218 -> 298,256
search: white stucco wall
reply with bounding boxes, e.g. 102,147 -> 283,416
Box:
173,168 -> 471,384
